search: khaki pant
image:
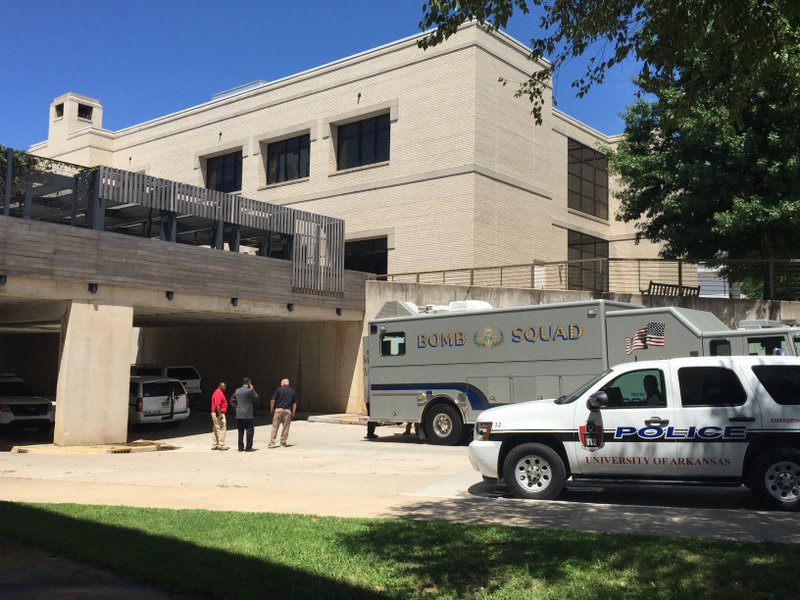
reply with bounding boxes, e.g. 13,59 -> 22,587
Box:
269,408 -> 292,446
211,412 -> 227,449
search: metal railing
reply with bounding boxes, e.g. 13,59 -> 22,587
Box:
382,258 -> 800,300
1,147 -> 345,297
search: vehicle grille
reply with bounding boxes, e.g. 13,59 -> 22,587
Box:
10,404 -> 50,416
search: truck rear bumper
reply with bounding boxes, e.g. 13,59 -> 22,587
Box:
468,440 -> 502,479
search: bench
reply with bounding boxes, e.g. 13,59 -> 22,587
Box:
644,280 -> 700,297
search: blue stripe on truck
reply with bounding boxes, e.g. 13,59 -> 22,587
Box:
370,382 -> 489,410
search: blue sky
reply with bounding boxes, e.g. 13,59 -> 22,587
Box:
1,0 -> 640,151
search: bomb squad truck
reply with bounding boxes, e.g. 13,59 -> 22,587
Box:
364,299 -> 800,445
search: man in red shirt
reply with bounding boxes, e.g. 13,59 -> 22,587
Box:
210,382 -> 229,451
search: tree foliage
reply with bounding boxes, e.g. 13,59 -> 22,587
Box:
609,46 -> 800,297
419,0 -> 800,125
611,45 -> 800,256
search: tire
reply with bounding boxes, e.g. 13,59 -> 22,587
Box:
748,448 -> 800,511
503,443 -> 566,500
424,404 -> 463,446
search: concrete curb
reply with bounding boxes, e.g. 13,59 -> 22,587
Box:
11,440 -> 179,455
307,413 -> 367,425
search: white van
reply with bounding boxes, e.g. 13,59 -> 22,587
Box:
128,376 -> 190,425
130,365 -> 202,407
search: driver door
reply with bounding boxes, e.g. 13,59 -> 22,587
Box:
573,367 -> 678,477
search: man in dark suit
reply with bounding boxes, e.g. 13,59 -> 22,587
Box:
232,377 -> 259,452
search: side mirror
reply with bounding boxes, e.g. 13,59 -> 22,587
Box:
587,391 -> 608,410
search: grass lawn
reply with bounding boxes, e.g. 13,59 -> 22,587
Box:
0,501 -> 797,599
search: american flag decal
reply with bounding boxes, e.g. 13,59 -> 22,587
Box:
646,322 -> 666,347
625,322 -> 666,354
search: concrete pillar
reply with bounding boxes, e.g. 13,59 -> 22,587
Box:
55,301 -> 133,446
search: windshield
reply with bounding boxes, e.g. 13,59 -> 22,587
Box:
554,370 -> 611,404
0,381 -> 37,397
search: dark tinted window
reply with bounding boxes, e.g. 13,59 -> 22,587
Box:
267,134 -> 310,184
165,367 -> 200,380
752,366 -> 800,405
345,237 -> 387,276
567,230 -> 608,292
142,382 -> 185,398
679,367 -> 747,407
336,114 -> 390,170
129,382 -> 138,396
380,332 -> 406,356
601,369 -> 666,408
132,366 -> 161,376
567,138 -> 608,220
206,151 -> 243,193
709,339 -> 732,356
0,381 -> 36,396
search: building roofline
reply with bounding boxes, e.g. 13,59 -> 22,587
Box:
552,108 -> 620,140
31,22 -> 576,149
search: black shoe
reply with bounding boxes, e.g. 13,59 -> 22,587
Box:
238,448 -> 244,452
365,434 -> 378,440
245,448 -> 255,452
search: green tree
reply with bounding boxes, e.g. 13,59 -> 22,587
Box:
419,1 -> 800,125
610,47 -> 800,298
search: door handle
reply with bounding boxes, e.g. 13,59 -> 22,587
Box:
644,418 -> 669,427
728,416 -> 756,422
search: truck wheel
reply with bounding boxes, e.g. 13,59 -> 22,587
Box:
749,448 -> 800,511
503,443 -> 566,500
424,404 -> 463,446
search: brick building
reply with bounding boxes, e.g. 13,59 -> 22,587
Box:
30,23 -> 659,287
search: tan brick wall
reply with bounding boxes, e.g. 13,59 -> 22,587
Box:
32,23 -> 661,275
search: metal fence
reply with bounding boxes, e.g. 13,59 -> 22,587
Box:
384,257 -> 800,300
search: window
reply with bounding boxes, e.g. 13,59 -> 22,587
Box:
601,369 -> 666,408
336,113 -> 390,170
753,366 -> 800,405
679,367 -> 747,407
54,103 -> 64,119
380,332 -> 406,356
345,237 -> 387,276
747,336 -> 788,356
142,381 -> 185,398
709,339 -> 732,356
267,134 -> 310,184
165,367 -> 200,381
206,151 -> 242,193
77,103 -> 93,120
568,138 -> 608,220
567,230 -> 608,291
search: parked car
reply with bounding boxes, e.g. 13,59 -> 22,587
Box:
130,365 -> 202,408
0,375 -> 54,433
469,356 -> 800,511
128,376 -> 190,426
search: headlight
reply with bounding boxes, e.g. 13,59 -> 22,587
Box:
474,421 -> 492,441
0,404 -> 10,412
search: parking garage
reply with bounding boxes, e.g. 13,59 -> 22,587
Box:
0,150 -> 367,446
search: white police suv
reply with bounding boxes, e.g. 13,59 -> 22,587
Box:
0,375 -> 55,433
469,356 -> 800,511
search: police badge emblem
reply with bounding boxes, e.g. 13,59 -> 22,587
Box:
579,421 -> 604,451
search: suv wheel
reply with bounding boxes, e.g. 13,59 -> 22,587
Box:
749,448 -> 800,511
503,443 -> 566,500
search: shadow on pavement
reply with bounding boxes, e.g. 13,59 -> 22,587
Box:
469,479 -> 762,511
0,428 -> 53,452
